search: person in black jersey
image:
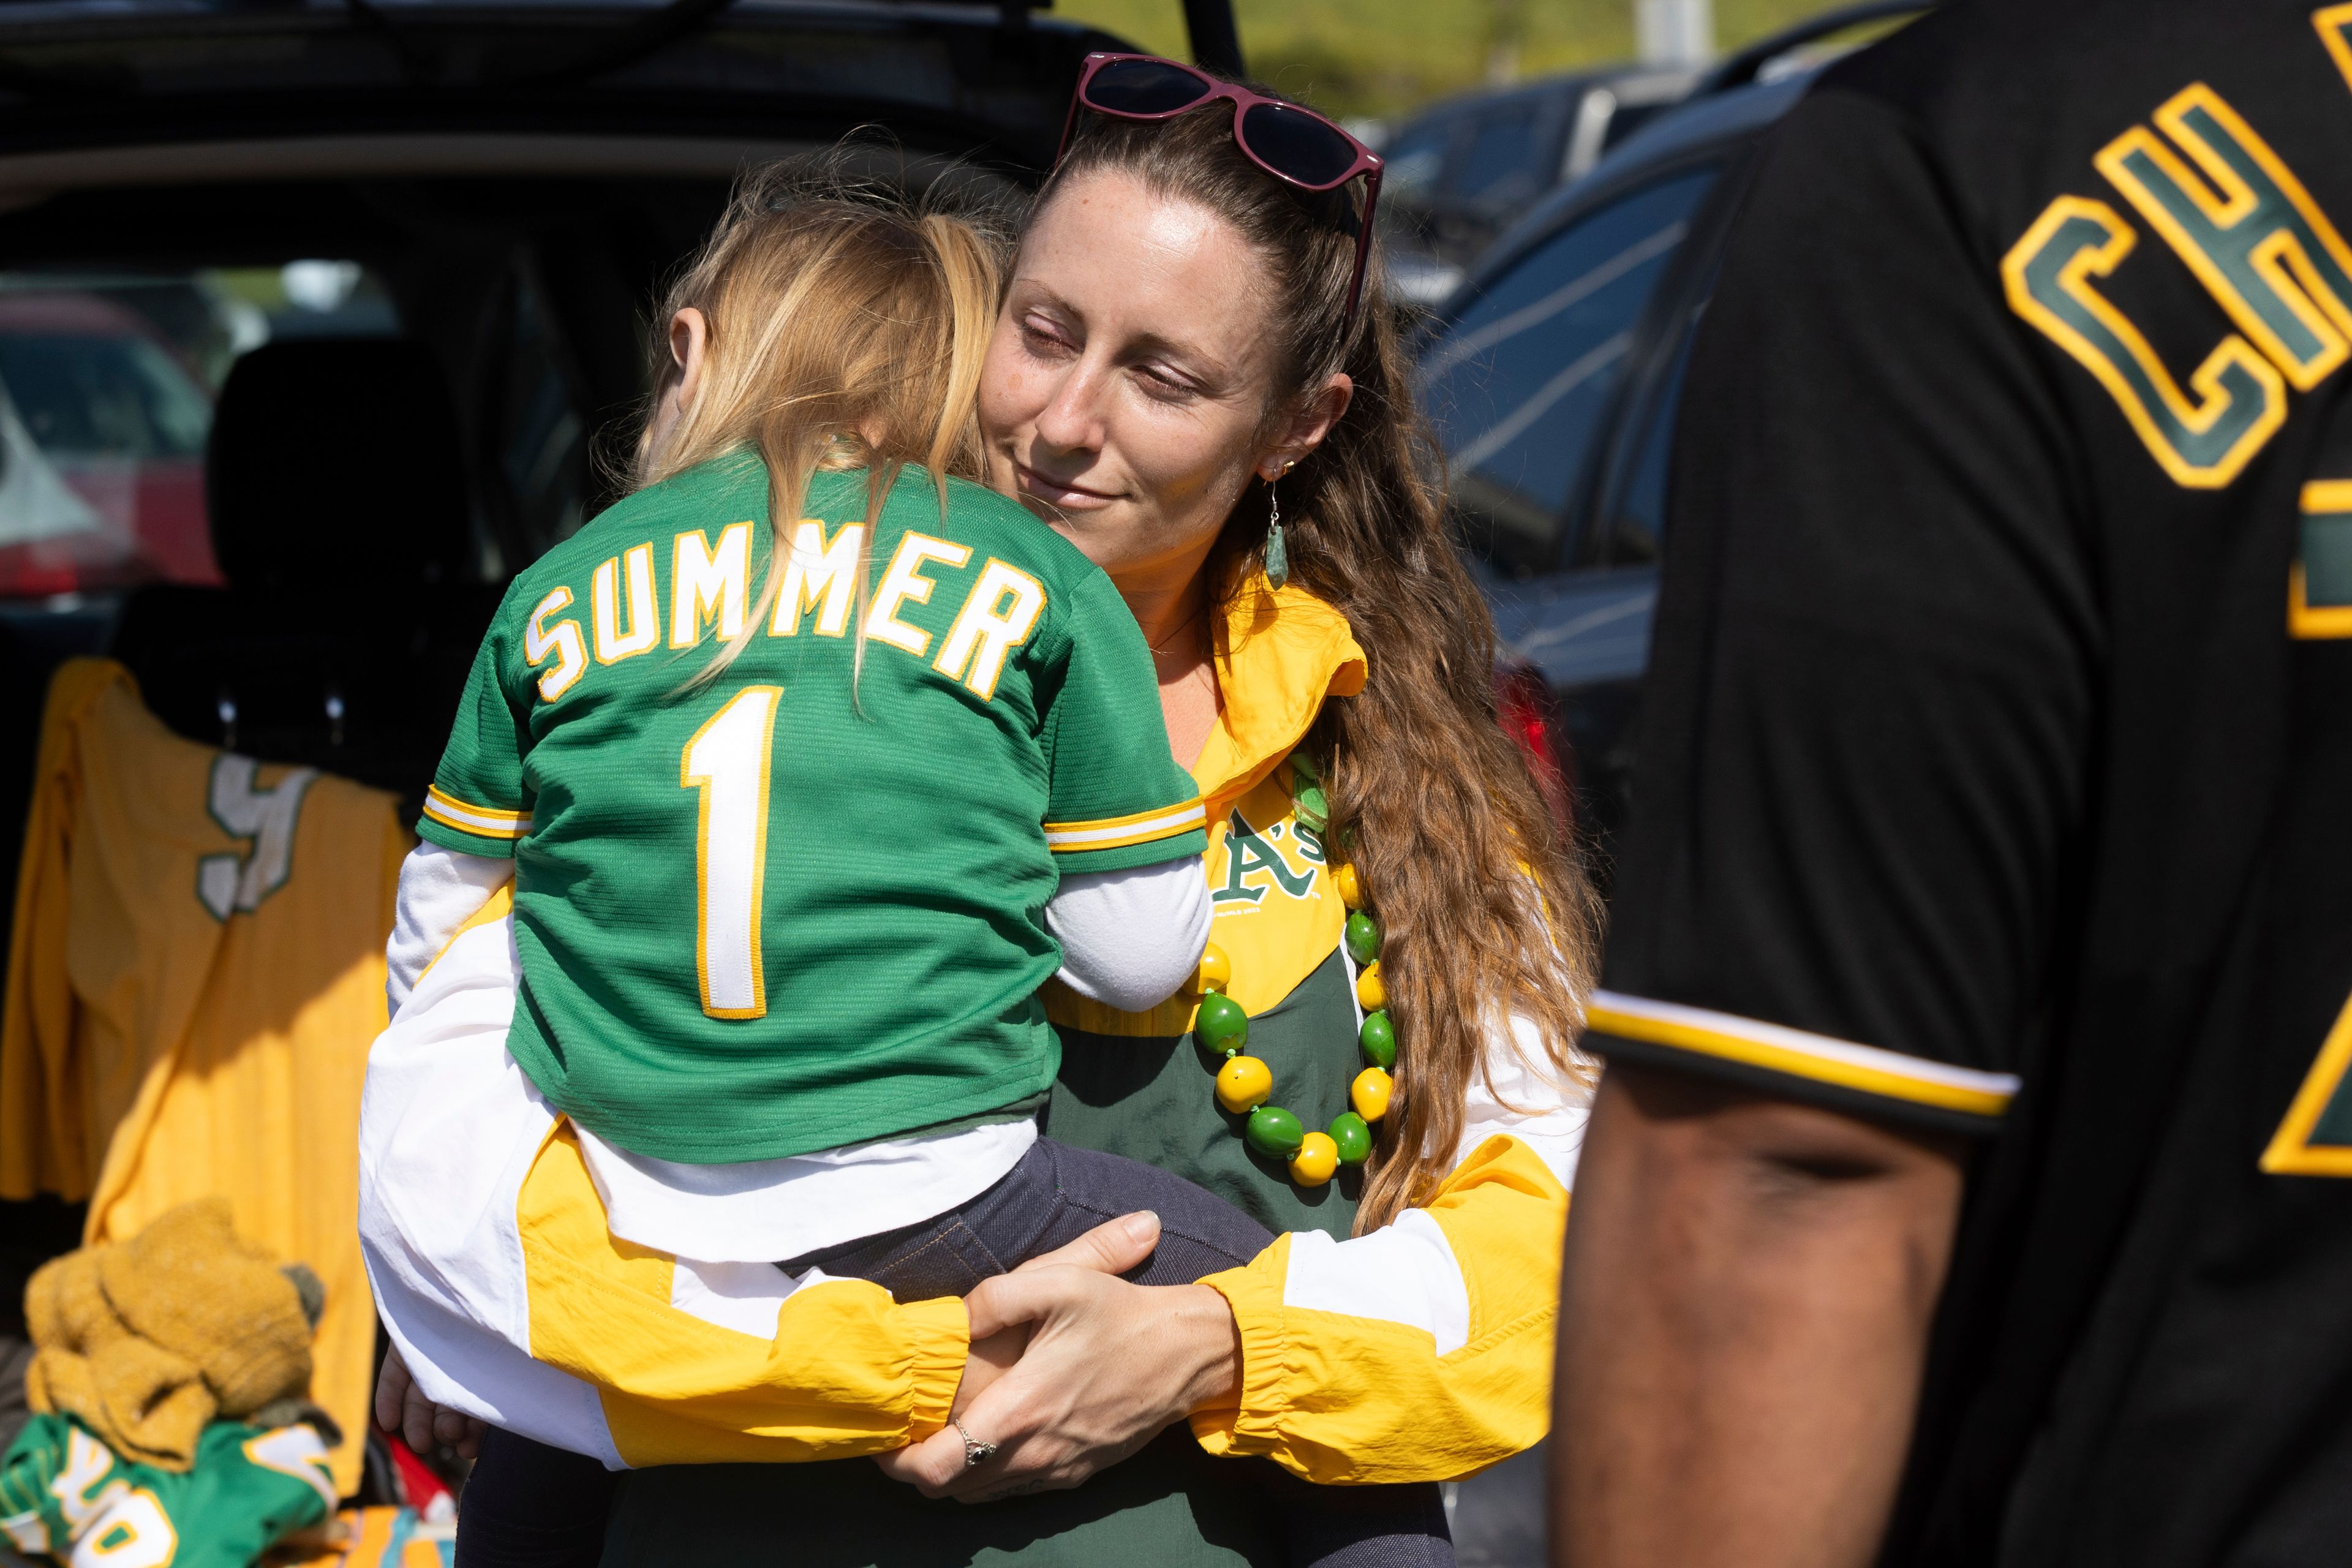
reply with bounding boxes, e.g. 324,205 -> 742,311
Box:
1551,2 -> 2352,1564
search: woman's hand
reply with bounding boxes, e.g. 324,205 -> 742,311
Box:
873,1215 -> 1244,1502
374,1342 -> 486,1461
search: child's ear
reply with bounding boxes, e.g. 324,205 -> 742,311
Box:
670,307 -> 710,413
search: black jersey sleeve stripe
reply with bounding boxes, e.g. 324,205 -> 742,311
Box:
1586,990 -> 2019,1132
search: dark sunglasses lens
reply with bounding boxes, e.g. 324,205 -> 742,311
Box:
1087,59 -> 1215,115
1238,102 -> 1360,186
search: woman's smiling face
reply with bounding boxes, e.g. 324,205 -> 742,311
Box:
978,167 -> 1289,582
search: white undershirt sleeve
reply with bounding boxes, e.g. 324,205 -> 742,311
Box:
1453,1012 -> 1593,1187
1046,855 -> 1212,1013
1276,1012 -> 1593,1352
386,843 -> 515,1017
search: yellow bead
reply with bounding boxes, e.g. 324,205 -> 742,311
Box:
1334,864 -> 1364,909
1196,942 -> 1231,994
1351,1066 -> 1394,1123
1215,1055 -> 1273,1114
1289,1131 -> 1340,1186
1355,960 -> 1385,1012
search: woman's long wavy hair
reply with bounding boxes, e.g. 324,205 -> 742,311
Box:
630,160 -> 1009,684
1047,107 -> 1601,1231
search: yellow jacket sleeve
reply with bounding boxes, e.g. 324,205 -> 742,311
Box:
516,1121 -> 971,1467
1189,1135 -> 1569,1484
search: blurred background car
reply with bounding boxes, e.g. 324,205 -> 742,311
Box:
1372,64 -> 1698,306
0,267 -> 401,599
1417,0 -> 1932,888
0,288 -> 213,597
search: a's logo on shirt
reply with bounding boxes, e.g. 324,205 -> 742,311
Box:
1213,806 -> 1325,907
2002,34 -> 2352,490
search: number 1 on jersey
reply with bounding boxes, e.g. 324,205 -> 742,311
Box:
681,686 -> 780,1019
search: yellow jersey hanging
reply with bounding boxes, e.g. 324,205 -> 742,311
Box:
0,658 -> 408,1496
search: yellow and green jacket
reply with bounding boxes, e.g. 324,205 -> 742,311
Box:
356,577 -> 1588,1490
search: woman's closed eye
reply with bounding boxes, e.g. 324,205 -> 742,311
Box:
1020,315 -> 1201,405
1019,313 -> 1078,361
1127,358 -> 1204,404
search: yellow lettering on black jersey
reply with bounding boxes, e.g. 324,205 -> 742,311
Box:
2263,982 -> 2352,1175
2290,480 -> 2352,637
2004,74 -> 2352,489
2316,4 -> 2352,96
2095,85 -> 2352,393
2002,195 -> 2285,489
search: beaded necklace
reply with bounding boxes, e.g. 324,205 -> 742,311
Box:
1191,751 -> 1395,1187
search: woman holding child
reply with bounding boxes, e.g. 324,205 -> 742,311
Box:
366,55 -> 1596,1567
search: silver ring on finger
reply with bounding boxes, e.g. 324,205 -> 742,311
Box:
951,1417 -> 998,1471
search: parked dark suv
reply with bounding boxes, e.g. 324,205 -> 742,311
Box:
1376,64 -> 1697,306
1420,2 -> 1929,877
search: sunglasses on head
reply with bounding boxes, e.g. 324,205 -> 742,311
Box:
1056,52 -> 1385,327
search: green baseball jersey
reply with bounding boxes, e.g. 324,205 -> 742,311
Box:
418,454 -> 1205,1163
0,1414 -> 336,1567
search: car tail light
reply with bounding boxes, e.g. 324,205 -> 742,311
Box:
1495,661 -> 1574,840
0,549 -> 85,599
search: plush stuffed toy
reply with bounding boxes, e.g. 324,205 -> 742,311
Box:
21,1197 -> 326,1471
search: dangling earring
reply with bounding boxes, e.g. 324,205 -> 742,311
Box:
1264,461 -> 1294,590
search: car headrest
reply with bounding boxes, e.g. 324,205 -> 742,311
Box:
206,339 -> 472,595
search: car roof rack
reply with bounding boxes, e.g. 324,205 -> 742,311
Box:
1697,0 -> 1931,94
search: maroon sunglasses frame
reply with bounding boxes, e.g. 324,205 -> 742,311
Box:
1055,51 -> 1385,324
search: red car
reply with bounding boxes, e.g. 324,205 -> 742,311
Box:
0,289 -> 217,597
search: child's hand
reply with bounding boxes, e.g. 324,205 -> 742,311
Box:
951,1322 -> 1033,1416
374,1343 -> 485,1461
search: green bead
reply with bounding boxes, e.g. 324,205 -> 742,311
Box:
1245,1104 -> 1305,1158
1358,1009 -> 1396,1069
1289,750 -> 1320,783
1195,993 -> 1249,1053
1344,910 -> 1381,965
1293,782 -> 1329,831
1328,1112 -> 1372,1164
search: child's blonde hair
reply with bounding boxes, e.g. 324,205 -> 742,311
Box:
633,159 -> 1010,684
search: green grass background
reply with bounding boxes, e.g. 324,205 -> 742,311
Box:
1055,0 -> 1855,120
